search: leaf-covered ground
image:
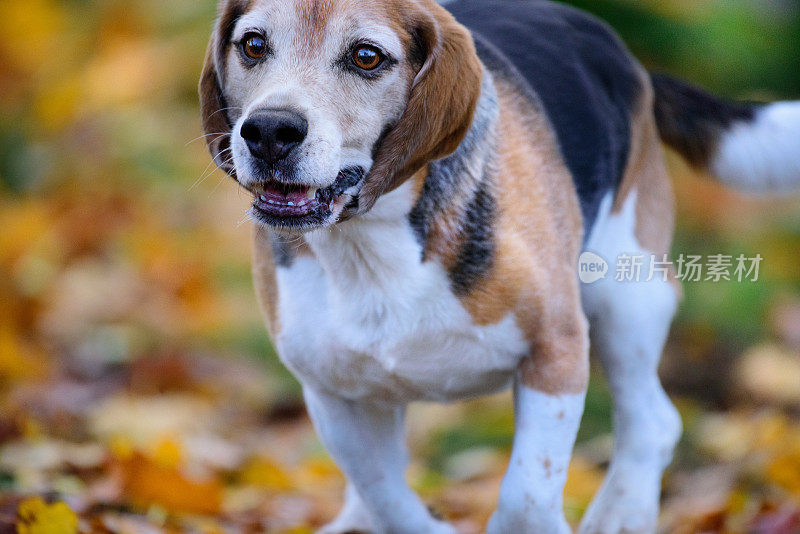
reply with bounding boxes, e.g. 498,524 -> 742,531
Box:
1,0 -> 800,532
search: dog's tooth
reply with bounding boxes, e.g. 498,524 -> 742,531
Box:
306,188 -> 318,200
259,194 -> 267,202
287,201 -> 295,206
267,199 -> 275,204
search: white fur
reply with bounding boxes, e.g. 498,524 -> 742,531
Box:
276,181 -> 529,404
713,102 -> 800,193
488,386 -> 585,534
305,389 -> 456,534
274,182 -> 528,532
579,193 -> 682,534
317,483 -> 378,534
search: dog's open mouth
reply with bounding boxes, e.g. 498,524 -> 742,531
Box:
249,167 -> 365,229
254,182 -> 321,217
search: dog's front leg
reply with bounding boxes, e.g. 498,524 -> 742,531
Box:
488,326 -> 589,534
305,387 -> 457,534
317,481 -> 377,534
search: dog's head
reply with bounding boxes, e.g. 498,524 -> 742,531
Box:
200,0 -> 482,231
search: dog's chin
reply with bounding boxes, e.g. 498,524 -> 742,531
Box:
245,167 -> 365,233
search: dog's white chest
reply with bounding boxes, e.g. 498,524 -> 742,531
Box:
272,186 -> 528,403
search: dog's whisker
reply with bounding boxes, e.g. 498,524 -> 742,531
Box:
236,210 -> 256,228
210,169 -> 232,194
208,106 -> 242,120
184,132 -> 231,147
190,160 -> 221,191
190,148 -> 234,191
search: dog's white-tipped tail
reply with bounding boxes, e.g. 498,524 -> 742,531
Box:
652,74 -> 800,194
712,102 -> 800,193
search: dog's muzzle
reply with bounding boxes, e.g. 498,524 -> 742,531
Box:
249,167 -> 365,230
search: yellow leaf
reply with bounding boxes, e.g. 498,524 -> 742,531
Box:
150,437 -> 184,470
34,74 -> 82,132
0,326 -> 48,382
239,456 -> 294,491
21,418 -> 43,441
109,435 -> 134,461
564,457 -> 605,521
0,200 -> 50,267
0,0 -> 65,73
767,448 -> 800,497
16,498 -> 78,534
297,457 -> 340,483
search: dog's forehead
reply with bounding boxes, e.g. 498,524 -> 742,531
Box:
232,0 -> 406,50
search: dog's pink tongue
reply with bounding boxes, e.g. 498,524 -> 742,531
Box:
263,183 -> 310,203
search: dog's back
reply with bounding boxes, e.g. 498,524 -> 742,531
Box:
449,0 -> 800,216
449,0 -> 641,231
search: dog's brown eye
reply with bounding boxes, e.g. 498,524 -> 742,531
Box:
352,45 -> 383,71
243,33 -> 268,59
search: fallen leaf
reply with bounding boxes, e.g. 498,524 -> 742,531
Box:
238,456 -> 294,491
117,452 -> 223,516
16,497 -> 78,534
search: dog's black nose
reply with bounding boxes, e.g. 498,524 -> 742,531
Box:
240,110 -> 308,164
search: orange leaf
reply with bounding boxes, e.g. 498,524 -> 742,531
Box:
118,452 -> 223,515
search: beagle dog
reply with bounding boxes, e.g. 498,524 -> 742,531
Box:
199,0 -> 800,532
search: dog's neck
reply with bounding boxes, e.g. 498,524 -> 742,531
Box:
303,71 -> 499,302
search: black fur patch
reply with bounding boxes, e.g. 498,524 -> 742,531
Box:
651,73 -> 756,168
409,75 -> 498,295
447,0 -> 642,234
269,232 -> 297,268
450,176 -> 496,296
408,92 -> 495,256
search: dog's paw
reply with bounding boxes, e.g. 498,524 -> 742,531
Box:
317,507 -> 378,534
578,469 -> 660,534
427,520 -> 459,534
487,513 -> 571,534
317,523 -> 374,534
317,517 -> 377,534
318,519 -> 457,534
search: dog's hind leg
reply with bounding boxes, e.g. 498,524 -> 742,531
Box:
579,193 -> 682,534
305,388 -> 456,534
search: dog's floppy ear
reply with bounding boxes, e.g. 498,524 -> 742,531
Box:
200,41 -> 235,175
199,0 -> 248,175
357,1 -> 483,213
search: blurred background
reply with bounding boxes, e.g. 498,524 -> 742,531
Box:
1,0 -> 799,532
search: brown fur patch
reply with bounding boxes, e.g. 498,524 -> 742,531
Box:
297,0 -> 336,44
358,1 -> 483,214
614,69 -> 682,294
199,0 -> 253,175
458,76 -> 590,395
251,227 -> 312,336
